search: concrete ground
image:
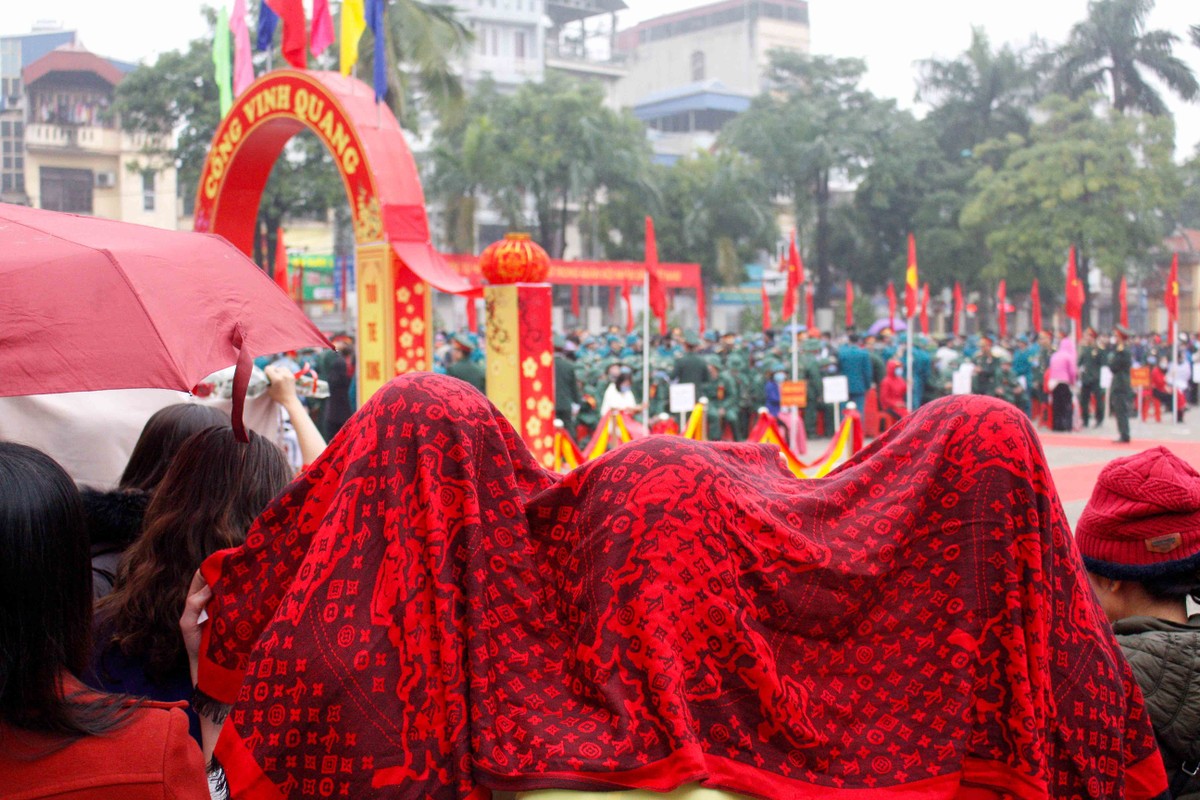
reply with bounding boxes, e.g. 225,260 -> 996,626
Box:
1039,409 -> 1200,528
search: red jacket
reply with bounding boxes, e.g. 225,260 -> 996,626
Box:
0,682 -> 207,800
879,373 -> 907,417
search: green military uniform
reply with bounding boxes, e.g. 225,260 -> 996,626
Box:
994,361 -> 1026,409
446,358 -> 486,393
554,350 -> 582,429
1078,339 -> 1105,428
700,362 -> 739,441
1109,331 -> 1133,443
673,351 -> 710,388
972,343 -> 1000,398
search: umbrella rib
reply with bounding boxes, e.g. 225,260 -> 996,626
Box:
96,247 -> 194,389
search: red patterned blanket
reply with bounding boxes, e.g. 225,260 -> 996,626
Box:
197,373 -> 1166,799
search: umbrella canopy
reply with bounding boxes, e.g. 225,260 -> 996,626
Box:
866,317 -> 908,336
0,203 -> 331,440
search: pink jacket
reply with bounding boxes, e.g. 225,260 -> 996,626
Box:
1048,337 -> 1077,387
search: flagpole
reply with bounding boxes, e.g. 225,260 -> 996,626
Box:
1173,321 -> 1180,425
906,315 -> 914,413
643,271 -> 651,430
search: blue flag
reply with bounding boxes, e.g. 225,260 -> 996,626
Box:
366,0 -> 387,102
256,0 -> 279,52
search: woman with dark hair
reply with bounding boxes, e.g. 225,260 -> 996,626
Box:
1077,447 -> 1200,799
83,403 -> 229,600
1047,333 -> 1077,432
90,425 -> 291,743
0,442 -> 206,798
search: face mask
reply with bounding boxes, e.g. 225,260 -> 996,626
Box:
773,372 -> 786,383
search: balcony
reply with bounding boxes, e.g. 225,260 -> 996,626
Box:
25,123 -> 169,154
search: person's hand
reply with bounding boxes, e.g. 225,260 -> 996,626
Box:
265,364 -> 300,408
180,569 -> 212,686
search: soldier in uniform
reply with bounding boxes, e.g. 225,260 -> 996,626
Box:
1109,325 -> 1133,444
700,360 -> 739,441
1077,328 -> 1105,429
972,334 -> 1000,397
672,332 -> 710,387
445,334 -> 486,393
553,336 -> 582,430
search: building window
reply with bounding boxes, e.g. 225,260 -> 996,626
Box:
515,31 -> 527,60
691,50 -> 706,82
142,170 -> 155,211
40,167 -> 92,213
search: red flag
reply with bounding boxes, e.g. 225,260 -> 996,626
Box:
844,281 -> 854,330
997,280 -> 1008,338
782,232 -> 802,320
886,282 -> 897,329
761,281 -> 771,332
904,233 -> 919,318
645,217 -> 668,336
697,284 -> 707,335
953,282 -> 963,336
1166,254 -> 1179,333
310,0 -> 334,57
805,284 -> 815,330
1118,275 -> 1129,329
273,227 -> 289,294
571,285 -> 580,319
607,285 -> 616,316
1031,278 -> 1042,334
1065,246 -> 1085,338
465,293 -> 477,333
622,281 -> 633,334
265,0 -> 307,69
920,283 -> 930,335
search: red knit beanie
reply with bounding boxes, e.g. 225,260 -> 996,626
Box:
1075,447 -> 1200,579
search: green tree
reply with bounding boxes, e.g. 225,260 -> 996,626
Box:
723,53 -> 892,305
600,151 -> 777,288
962,94 -> 1178,321
1055,0 -> 1198,116
440,74 -> 653,258
917,27 -> 1042,159
115,12 -> 343,267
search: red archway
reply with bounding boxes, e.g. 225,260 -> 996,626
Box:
193,69 -> 468,402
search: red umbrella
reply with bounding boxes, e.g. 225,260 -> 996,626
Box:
0,203 -> 330,441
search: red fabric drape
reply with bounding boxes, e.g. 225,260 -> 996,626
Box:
570,285 -> 580,319
607,285 -> 616,317
465,293 -> 477,332
196,375 -> 1168,800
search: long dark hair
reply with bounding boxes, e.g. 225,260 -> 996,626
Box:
0,442 -> 130,735
100,426 -> 291,680
119,404 -> 230,492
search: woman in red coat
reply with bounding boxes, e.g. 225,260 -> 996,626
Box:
878,359 -> 908,427
0,442 -> 207,800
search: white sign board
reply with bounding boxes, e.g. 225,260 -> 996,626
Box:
952,363 -> 975,396
1100,366 -> 1114,390
669,382 -> 697,414
822,375 -> 850,405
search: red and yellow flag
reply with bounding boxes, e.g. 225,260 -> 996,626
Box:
645,216 -> 668,336
904,233 -> 918,318
1166,253 -> 1179,326
782,231 -> 802,320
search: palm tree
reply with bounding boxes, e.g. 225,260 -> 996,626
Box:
916,28 -> 1041,158
1055,0 -> 1198,116
353,1 -> 473,131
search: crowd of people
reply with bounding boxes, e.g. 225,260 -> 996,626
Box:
417,322 -> 1200,448
2,324 -> 1200,799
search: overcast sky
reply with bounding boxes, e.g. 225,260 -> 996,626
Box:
7,0 -> 1200,157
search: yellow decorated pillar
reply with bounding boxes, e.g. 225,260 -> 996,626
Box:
480,234 -> 556,470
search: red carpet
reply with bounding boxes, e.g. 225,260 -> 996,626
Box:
1040,432 -> 1200,505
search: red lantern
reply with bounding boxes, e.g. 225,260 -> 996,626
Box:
479,232 -> 550,284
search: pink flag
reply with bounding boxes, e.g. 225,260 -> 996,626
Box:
310,0 -> 335,57
230,0 -> 255,96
